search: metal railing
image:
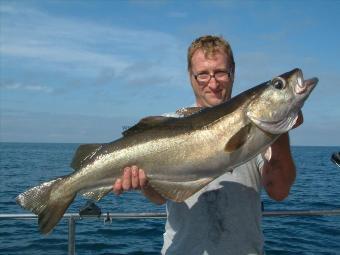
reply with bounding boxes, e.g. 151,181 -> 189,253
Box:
1,209 -> 340,255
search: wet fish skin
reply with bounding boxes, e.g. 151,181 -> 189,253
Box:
16,68 -> 317,234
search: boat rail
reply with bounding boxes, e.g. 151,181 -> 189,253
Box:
1,209 -> 340,255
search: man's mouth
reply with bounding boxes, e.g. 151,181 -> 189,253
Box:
208,91 -> 223,99
207,88 -> 222,94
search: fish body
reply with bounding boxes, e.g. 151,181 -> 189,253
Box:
16,68 -> 318,234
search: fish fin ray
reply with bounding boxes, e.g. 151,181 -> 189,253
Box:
71,144 -> 104,170
148,178 -> 213,202
225,124 -> 251,152
122,116 -> 176,136
80,186 -> 112,202
16,177 -> 76,234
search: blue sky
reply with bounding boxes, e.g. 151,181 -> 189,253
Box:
0,0 -> 339,145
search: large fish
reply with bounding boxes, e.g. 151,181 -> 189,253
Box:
16,68 -> 317,234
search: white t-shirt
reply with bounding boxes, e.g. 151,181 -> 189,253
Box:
161,155 -> 264,255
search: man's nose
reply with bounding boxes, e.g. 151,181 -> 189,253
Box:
208,77 -> 219,90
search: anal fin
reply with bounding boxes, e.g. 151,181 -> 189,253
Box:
148,178 -> 213,202
80,186 -> 113,202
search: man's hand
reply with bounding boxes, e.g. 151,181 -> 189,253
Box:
113,165 -> 166,205
113,166 -> 147,195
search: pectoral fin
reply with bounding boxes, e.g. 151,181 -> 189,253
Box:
225,124 -> 251,152
148,178 -> 213,202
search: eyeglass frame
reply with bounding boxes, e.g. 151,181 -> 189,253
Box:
192,70 -> 233,84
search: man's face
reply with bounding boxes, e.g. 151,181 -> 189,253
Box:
189,49 -> 234,107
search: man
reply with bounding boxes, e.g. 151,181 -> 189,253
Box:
114,35 -> 299,254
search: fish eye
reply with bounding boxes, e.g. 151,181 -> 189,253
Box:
272,78 -> 286,90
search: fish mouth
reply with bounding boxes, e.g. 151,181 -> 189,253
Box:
295,77 -> 318,95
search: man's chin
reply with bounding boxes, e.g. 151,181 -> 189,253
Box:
206,96 -> 224,107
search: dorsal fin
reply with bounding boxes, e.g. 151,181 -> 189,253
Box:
122,107 -> 203,137
70,144 -> 103,170
175,107 -> 203,117
122,116 -> 176,137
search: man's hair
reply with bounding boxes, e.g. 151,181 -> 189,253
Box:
187,35 -> 235,72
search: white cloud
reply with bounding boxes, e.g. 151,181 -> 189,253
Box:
0,2 -> 183,83
0,82 -> 54,93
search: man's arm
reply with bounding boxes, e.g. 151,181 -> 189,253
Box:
113,165 -> 166,205
262,133 -> 296,201
262,112 -> 303,201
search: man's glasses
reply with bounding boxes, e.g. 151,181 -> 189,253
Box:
193,70 -> 232,84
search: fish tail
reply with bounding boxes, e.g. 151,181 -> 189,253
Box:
16,177 -> 76,234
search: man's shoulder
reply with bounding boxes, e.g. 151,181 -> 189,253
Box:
162,104 -> 198,118
162,112 -> 181,118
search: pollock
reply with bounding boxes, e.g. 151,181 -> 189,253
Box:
17,68 -> 317,234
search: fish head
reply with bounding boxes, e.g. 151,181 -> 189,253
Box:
246,68 -> 318,134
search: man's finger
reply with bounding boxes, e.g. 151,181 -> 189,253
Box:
113,178 -> 122,195
122,167 -> 132,190
139,168 -> 147,188
131,165 -> 139,189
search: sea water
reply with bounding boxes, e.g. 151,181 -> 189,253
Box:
0,143 -> 339,254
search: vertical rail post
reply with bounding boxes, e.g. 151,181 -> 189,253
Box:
68,216 -> 76,255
